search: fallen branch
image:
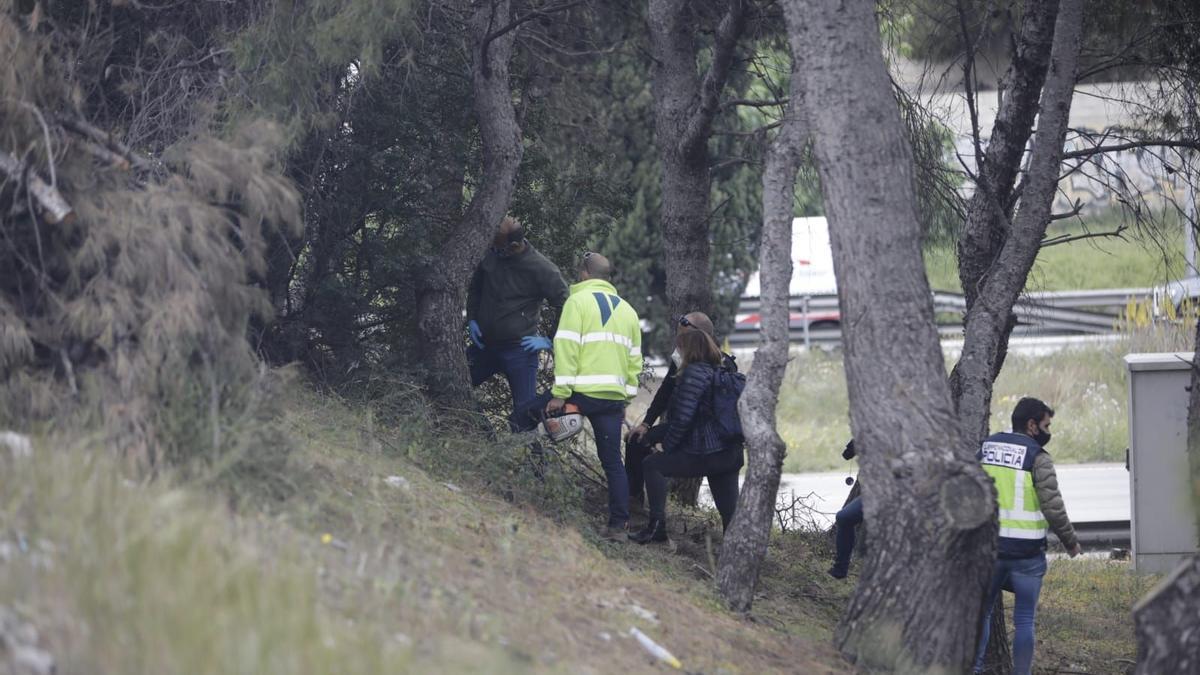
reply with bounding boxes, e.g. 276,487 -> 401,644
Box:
0,149 -> 75,224
76,140 -> 131,170
57,117 -> 154,172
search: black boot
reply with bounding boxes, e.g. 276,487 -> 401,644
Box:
628,518 -> 668,544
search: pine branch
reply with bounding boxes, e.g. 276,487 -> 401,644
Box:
1061,139 -> 1200,161
1041,223 -> 1128,248
721,97 -> 789,110
682,0 -> 748,152
480,0 -> 589,68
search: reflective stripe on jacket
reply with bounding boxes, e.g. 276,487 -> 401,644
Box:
551,279 -> 642,401
979,432 -> 1048,558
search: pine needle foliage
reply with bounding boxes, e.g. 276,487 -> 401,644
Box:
0,8 -> 302,482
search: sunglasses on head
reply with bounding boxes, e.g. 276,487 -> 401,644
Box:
676,314 -> 693,328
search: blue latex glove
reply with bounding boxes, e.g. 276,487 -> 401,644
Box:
467,320 -> 485,349
521,335 -> 553,352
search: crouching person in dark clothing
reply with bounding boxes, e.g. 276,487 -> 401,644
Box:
630,330 -> 744,544
829,439 -> 862,579
625,311 -> 736,512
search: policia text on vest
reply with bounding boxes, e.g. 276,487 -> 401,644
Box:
979,434 -> 1050,559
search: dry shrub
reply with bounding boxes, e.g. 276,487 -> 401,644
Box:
0,8 -> 301,485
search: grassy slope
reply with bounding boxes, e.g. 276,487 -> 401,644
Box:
0,388 -> 849,674
0,384 -> 1155,674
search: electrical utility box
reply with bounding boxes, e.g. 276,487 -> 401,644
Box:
1125,352 -> 1199,574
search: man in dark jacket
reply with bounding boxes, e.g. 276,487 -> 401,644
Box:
625,312 -> 737,512
466,216 -> 569,420
972,397 -> 1081,675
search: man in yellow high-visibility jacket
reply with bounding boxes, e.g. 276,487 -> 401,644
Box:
545,252 -> 642,539
973,397 -> 1081,675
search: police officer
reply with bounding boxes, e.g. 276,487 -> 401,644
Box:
973,397 -> 1081,675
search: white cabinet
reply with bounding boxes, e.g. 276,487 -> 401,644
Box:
1125,352 -> 1200,574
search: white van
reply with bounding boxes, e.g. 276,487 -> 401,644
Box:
736,217 -> 840,332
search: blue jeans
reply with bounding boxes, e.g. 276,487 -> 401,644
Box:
467,344 -> 538,426
831,497 -> 864,574
973,552 -> 1047,675
518,391 -> 629,527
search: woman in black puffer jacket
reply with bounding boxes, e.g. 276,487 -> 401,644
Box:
629,330 -> 745,544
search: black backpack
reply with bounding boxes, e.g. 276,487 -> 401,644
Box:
711,366 -> 746,442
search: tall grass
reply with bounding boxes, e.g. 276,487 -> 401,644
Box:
0,441 -> 408,674
1037,559 -> 1159,672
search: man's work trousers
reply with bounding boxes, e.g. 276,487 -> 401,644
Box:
467,344 -> 538,427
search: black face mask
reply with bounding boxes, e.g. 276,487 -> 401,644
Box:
1033,430 -> 1051,448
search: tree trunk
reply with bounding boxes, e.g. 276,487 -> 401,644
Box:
1133,554 -> 1200,674
954,0 -> 1060,310
415,0 -> 524,408
949,0 -> 1063,443
945,4 -> 1079,671
950,0 -> 1083,449
716,13 -> 808,610
794,0 -> 997,671
647,0 -> 747,507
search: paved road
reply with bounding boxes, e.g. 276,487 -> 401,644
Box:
702,463 -> 1129,530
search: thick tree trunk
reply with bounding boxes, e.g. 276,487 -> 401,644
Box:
660,162 -> 713,320
647,0 -> 746,506
1133,554 -> 1200,674
795,1 -> 997,671
415,0 -> 524,407
716,15 -> 808,610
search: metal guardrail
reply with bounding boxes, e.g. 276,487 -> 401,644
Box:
1023,288 -> 1153,308
1055,520 -> 1131,549
733,288 -> 1152,347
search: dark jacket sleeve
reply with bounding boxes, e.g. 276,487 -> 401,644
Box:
539,257 -> 569,312
466,264 -> 484,323
643,361 -> 677,426
1033,452 -> 1079,549
662,364 -> 711,453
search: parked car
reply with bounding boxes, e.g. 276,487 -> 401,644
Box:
1152,276 -> 1200,319
733,309 -> 841,333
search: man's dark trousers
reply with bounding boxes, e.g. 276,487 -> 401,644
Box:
625,425 -> 668,505
467,344 -> 538,427
518,391 -> 630,527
